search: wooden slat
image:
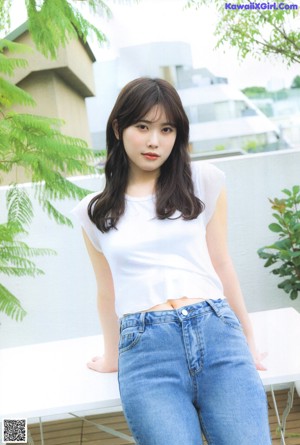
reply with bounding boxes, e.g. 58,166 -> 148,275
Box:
17,389 -> 300,444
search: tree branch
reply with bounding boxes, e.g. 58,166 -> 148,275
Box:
243,0 -> 300,53
233,26 -> 300,64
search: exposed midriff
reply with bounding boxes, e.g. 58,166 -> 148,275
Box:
140,296 -> 207,313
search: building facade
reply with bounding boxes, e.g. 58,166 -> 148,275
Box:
3,22 -> 96,184
86,41 -> 285,159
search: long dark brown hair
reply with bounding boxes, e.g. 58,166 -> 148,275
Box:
88,77 -> 204,232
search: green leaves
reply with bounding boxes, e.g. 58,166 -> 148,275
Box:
186,0 -> 300,66
25,0 -> 109,59
269,223 -> 283,233
0,112 -> 96,224
0,284 -> 27,322
7,185 -> 33,227
0,110 -> 96,320
0,53 -> 28,76
0,77 -> 36,107
0,0 -> 113,322
0,186 -> 57,321
0,0 -> 12,34
258,186 -> 300,301
0,38 -> 36,107
291,75 -> 300,89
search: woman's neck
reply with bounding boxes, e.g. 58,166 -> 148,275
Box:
126,169 -> 158,197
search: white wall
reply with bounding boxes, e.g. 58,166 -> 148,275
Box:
215,150 -> 300,314
1,150 -> 300,348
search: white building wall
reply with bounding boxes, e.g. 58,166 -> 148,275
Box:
117,41 -> 193,86
1,150 -> 300,348
189,115 -> 278,141
179,84 -> 246,105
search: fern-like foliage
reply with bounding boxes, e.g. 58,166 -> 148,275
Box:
0,39 -> 33,54
0,53 -> 28,76
7,184 -> 33,227
0,0 -> 12,34
25,0 -> 110,59
0,38 -> 33,73
0,187 -> 57,320
0,0 -> 119,321
1,112 -> 96,225
0,77 -> 95,320
0,78 -> 36,108
0,284 -> 27,322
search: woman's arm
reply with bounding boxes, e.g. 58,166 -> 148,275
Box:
82,228 -> 119,372
206,188 -> 266,370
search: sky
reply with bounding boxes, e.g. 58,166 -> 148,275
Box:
8,0 -> 300,90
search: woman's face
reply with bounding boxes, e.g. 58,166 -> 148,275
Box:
118,105 -> 177,178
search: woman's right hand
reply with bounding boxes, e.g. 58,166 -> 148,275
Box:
87,356 -> 118,373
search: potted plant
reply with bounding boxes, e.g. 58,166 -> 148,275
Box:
258,185 -> 300,301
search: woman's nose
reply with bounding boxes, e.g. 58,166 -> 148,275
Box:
147,131 -> 159,148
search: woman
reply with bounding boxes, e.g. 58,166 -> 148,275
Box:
72,77 -> 272,444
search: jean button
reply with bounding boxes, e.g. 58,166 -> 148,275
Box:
181,309 -> 188,316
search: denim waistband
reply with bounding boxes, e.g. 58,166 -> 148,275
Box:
120,298 -> 227,331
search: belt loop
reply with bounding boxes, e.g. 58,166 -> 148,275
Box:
119,317 -> 123,334
205,299 -> 221,317
139,312 -> 146,333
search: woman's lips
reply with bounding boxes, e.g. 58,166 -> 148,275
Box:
142,153 -> 160,160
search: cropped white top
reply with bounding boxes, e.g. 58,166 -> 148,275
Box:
72,161 -> 226,318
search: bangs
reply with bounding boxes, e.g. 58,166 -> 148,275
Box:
132,94 -> 181,130
117,79 -> 185,130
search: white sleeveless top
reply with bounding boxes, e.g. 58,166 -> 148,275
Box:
72,161 -> 226,318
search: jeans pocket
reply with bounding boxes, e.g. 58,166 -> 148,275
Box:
218,303 -> 243,331
118,326 -> 143,354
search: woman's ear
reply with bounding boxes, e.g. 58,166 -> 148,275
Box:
112,119 -> 119,140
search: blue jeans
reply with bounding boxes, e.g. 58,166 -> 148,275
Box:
118,299 -> 272,445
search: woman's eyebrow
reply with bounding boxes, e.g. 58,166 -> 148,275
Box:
138,119 -> 176,126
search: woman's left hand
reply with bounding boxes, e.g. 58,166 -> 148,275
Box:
252,350 -> 268,371
247,336 -> 268,371
248,339 -> 268,370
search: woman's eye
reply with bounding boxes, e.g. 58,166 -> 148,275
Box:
136,124 -> 148,130
162,127 -> 174,133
